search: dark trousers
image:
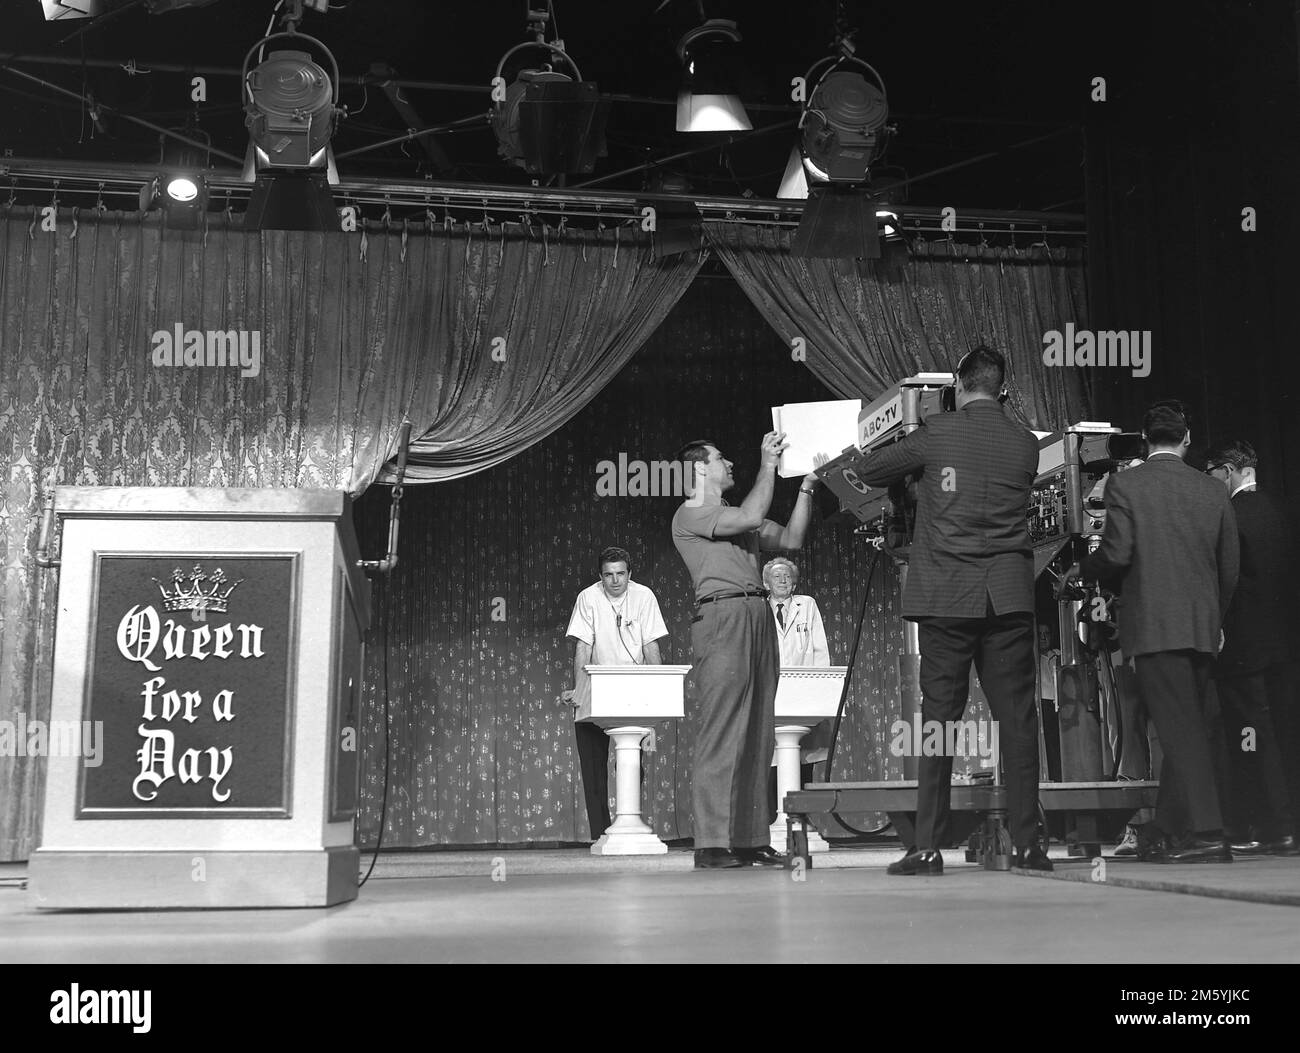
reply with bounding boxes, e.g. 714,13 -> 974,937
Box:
914,610 -> 1040,851
1273,663 -> 1300,830
1219,666 -> 1295,840
574,721 -> 611,838
690,596 -> 779,850
1133,650 -> 1222,837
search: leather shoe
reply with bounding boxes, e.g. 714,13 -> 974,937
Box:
1230,839 -> 1264,855
1162,837 -> 1232,864
1243,834 -> 1300,856
1014,845 -> 1054,871
735,845 -> 786,867
887,848 -> 943,875
694,848 -> 743,869
1136,831 -> 1171,862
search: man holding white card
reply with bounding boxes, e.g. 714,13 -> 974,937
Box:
672,433 -> 822,869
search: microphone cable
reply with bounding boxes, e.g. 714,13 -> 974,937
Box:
359,566 -> 393,887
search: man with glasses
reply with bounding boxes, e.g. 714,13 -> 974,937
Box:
1204,440 -> 1299,855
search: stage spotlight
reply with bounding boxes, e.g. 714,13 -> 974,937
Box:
139,131 -> 210,229
799,57 -> 889,184
675,18 -> 751,132
786,42 -> 896,258
242,32 -> 343,177
165,174 -> 200,202
139,172 -> 208,230
491,17 -> 609,175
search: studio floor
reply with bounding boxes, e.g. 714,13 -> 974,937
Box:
2,846 -> 1298,964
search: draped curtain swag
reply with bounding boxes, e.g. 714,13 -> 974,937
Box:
705,223 -> 1092,427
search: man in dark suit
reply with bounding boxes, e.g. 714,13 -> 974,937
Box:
856,346 -> 1049,875
1205,439 -> 1298,855
1077,402 -> 1239,863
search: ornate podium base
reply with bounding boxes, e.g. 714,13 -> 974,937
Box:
771,725 -> 829,852
590,726 -> 667,855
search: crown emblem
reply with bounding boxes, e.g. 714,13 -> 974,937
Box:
153,564 -> 243,614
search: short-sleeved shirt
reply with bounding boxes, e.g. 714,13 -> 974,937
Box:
671,503 -> 767,600
565,580 -> 669,663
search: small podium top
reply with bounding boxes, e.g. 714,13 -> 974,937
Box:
576,664 -> 692,726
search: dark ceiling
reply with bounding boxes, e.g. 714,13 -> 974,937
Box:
0,1 -> 1292,214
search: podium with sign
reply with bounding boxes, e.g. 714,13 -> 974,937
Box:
28,487 -> 370,909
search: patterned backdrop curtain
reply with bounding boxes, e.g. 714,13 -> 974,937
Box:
0,209 -> 698,860
706,224 -> 1093,426
352,276 -> 911,847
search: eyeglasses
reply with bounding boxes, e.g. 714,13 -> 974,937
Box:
1204,463 -> 1229,475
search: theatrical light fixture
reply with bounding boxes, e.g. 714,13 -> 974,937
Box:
240,9 -> 343,231
785,40 -> 896,259
491,10 -> 609,175
796,46 -> 890,188
241,31 -> 343,178
165,174 -> 201,202
139,130 -> 210,229
675,18 -> 751,132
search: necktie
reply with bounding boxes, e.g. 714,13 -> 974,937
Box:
777,603 -> 785,629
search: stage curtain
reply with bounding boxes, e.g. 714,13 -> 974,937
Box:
0,209 -> 698,860
397,224 -> 702,482
705,224 -> 1092,428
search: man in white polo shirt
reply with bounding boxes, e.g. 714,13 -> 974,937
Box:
565,546 -> 669,840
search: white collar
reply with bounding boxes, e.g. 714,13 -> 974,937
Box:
1231,482 -> 1257,498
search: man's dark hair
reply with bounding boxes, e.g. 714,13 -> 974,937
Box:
674,439 -> 718,470
1207,438 -> 1257,473
956,345 -> 1006,397
599,546 -> 631,573
1143,399 -> 1190,446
